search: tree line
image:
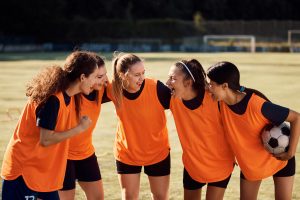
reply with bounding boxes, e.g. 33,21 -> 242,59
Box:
1,0 -> 299,43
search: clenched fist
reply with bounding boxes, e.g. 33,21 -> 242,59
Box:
79,115 -> 92,131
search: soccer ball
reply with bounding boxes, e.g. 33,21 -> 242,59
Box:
261,123 -> 290,155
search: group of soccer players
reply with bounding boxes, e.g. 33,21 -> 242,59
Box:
1,51 -> 300,200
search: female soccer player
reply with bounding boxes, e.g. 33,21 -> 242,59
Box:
106,53 -> 171,200
166,59 -> 234,200
207,61 -> 300,200
1,51 -> 99,200
59,55 -> 108,200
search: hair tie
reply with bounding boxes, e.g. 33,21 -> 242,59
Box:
178,61 -> 195,82
239,86 -> 245,92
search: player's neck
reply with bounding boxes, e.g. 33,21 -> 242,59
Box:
181,88 -> 197,101
226,92 -> 246,105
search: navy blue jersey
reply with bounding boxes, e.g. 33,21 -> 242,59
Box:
122,80 -> 171,109
83,88 -> 112,104
36,92 -> 71,130
228,92 -> 289,126
181,90 -> 205,110
83,90 -> 97,101
101,88 -> 111,104
157,80 -> 171,109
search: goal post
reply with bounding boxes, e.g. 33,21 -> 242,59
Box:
288,30 -> 300,53
203,35 -> 256,53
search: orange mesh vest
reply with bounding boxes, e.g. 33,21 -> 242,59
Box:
68,87 -> 104,160
107,78 -> 170,165
170,90 -> 234,182
1,92 -> 74,192
220,94 -> 287,180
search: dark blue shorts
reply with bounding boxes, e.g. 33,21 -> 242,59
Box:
2,176 -> 59,200
61,153 -> 102,190
116,153 -> 170,176
183,168 -> 232,190
37,191 -> 59,200
240,156 -> 296,180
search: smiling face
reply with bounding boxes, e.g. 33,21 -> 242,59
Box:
166,65 -> 190,99
122,61 -> 145,93
93,65 -> 108,90
79,66 -> 99,95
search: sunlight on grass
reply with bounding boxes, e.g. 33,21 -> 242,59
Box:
0,52 -> 300,199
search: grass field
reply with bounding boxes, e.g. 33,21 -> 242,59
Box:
0,52 -> 300,199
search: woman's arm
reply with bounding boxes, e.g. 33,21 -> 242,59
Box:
157,80 -> 171,109
275,110 -> 300,160
40,115 -> 91,147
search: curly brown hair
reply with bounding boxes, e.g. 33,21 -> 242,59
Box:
26,65 -> 66,106
26,51 -> 98,117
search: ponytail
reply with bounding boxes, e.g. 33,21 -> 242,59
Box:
243,87 -> 270,102
176,59 -> 207,97
112,57 -> 123,108
207,61 -> 271,102
111,53 -> 142,108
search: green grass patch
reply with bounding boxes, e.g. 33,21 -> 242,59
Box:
0,52 -> 300,199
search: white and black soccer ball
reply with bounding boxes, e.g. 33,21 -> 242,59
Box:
261,123 -> 290,155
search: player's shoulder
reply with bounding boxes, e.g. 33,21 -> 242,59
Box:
145,78 -> 157,85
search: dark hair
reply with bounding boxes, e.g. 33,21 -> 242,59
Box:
94,54 -> 106,104
112,53 -> 142,107
63,51 -> 98,85
95,54 -> 105,67
26,51 -> 98,118
207,61 -> 270,101
76,53 -> 106,106
175,59 -> 206,96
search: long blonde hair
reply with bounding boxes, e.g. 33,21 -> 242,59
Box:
112,53 -> 142,107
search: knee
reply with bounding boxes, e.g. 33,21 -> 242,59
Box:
85,190 -> 104,200
122,190 -> 139,200
151,192 -> 168,200
92,192 -> 104,200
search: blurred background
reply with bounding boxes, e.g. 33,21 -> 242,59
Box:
1,0 -> 300,53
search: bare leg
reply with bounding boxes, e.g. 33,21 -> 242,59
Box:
118,173 -> 140,200
58,189 -> 76,200
78,180 -> 104,200
273,176 -> 294,200
240,178 -> 261,200
184,188 -> 201,200
148,175 -> 170,200
206,185 -> 226,200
